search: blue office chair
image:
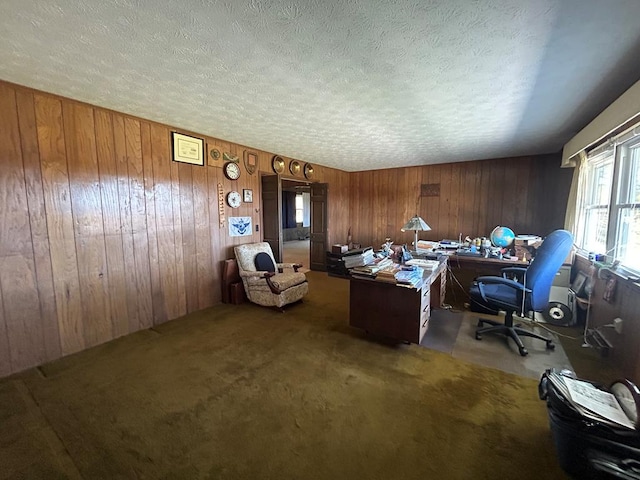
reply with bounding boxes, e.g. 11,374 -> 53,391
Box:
469,229 -> 574,356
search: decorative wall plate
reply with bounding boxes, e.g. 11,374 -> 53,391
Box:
272,155 -> 285,174
289,160 -> 301,176
210,148 -> 221,160
304,163 -> 314,179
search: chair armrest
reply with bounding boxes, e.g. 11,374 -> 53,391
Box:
475,275 -> 531,304
263,272 -> 282,294
476,276 -> 531,292
501,267 -> 528,276
276,263 -> 303,272
238,270 -> 282,294
239,270 -> 271,278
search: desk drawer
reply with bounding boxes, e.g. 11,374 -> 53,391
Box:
421,286 -> 430,309
420,306 -> 430,339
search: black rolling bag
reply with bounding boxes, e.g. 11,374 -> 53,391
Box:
539,370 -> 640,479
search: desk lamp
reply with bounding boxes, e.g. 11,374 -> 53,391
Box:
401,214 -> 431,251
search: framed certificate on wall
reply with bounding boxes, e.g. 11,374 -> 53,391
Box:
172,132 -> 204,166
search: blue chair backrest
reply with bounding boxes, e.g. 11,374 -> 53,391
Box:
523,230 -> 574,311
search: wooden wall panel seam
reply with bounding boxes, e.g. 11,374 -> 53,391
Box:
16,90 -> 62,363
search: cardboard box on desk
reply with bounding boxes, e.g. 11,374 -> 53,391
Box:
332,244 -> 349,254
514,236 -> 542,261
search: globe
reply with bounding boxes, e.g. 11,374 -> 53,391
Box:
490,226 -> 515,248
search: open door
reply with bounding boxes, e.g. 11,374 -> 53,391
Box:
310,183 -> 328,271
261,174 -> 283,262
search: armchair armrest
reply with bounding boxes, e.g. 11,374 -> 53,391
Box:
239,270 -> 283,294
263,272 -> 282,294
239,270 -> 271,278
276,262 -> 303,272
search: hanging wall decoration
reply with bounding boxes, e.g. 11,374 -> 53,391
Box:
289,160 -> 301,176
272,155 -> 285,174
229,216 -> 252,237
243,150 -> 258,175
217,183 -> 226,228
223,152 -> 239,163
303,163 -> 314,179
172,132 -> 204,166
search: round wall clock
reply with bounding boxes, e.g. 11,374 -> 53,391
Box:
304,163 -> 314,180
272,155 -> 285,174
224,161 -> 241,180
289,160 -> 301,176
226,191 -> 241,208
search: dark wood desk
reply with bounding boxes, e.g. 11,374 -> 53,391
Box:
349,258 -> 447,344
445,254 -> 528,307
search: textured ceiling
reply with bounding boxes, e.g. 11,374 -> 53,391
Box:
2,1 -> 640,172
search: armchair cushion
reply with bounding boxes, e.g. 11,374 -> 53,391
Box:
268,271 -> 307,291
255,252 -> 276,273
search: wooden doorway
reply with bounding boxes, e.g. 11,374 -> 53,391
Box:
281,179 -> 311,270
261,177 -> 327,271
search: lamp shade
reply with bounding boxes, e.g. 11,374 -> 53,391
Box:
401,215 -> 431,232
401,214 -> 431,251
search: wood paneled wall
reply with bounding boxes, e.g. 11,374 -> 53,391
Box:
348,155 -> 572,249
0,80 -> 578,379
0,81 -> 349,377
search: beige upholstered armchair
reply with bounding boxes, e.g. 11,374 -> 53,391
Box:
234,242 -> 308,310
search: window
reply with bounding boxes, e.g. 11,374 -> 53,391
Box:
576,130 -> 640,273
295,193 -> 304,224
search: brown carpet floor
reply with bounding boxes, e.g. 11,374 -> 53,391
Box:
0,271 -> 579,479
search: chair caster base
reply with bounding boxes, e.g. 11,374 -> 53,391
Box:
475,333 -> 482,340
546,341 -> 555,350
519,347 -> 528,356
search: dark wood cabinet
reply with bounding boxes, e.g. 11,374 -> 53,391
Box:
349,260 -> 446,344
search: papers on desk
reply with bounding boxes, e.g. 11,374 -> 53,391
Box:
405,258 -> 440,270
547,372 -> 635,430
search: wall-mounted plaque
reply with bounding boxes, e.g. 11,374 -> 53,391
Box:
244,150 -> 258,175
172,132 -> 204,166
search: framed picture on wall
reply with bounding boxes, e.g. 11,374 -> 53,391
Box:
172,132 -> 204,166
243,189 -> 253,203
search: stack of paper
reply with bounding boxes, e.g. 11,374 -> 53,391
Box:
405,258 -> 440,270
394,267 -> 424,288
547,372 -> 635,430
376,264 -> 401,283
350,257 -> 394,276
343,248 -> 375,268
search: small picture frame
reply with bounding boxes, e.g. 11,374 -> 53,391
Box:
571,271 -> 588,297
603,276 -> 617,303
172,132 -> 204,166
243,189 -> 253,203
